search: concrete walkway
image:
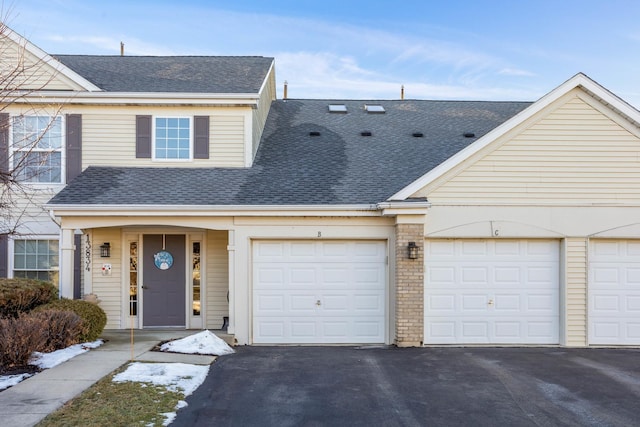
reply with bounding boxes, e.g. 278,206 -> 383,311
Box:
0,329 -> 225,427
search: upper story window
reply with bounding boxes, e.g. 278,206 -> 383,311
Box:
11,115 -> 63,183
154,117 -> 192,160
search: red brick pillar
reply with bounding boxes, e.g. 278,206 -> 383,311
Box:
395,223 -> 424,347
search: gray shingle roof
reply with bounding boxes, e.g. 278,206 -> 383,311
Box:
49,99 -> 531,206
53,55 -> 274,93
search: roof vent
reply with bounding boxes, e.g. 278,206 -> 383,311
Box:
328,104 -> 347,113
412,132 -> 424,138
361,131 -> 373,137
463,132 -> 476,138
365,104 -> 385,114
309,131 -> 321,137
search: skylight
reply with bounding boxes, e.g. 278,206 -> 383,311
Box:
328,104 -> 347,113
365,104 -> 385,113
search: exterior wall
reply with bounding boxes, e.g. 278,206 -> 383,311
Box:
77,105 -> 249,168
0,36 -> 85,91
91,228 -> 123,329
414,88 -> 640,347
394,222 -> 424,347
252,64 -> 276,159
416,89 -> 640,204
205,230 -> 229,329
565,237 -> 587,346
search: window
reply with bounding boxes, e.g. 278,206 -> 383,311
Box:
129,242 -> 138,316
192,242 -> 201,316
12,116 -> 63,183
13,239 -> 59,283
154,117 -> 191,160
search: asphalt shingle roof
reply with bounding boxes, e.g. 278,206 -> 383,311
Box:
53,55 -> 274,93
49,99 -> 532,206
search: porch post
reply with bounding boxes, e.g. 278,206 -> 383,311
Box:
227,229 -> 235,334
59,228 -> 76,299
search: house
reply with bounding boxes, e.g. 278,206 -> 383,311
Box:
2,28 -> 640,347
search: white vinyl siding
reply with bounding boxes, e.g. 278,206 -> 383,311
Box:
421,91 -> 640,204
252,64 -> 276,157
205,230 -> 229,330
424,239 -> 560,344
80,107 -> 248,168
566,238 -> 587,346
91,228 -> 123,329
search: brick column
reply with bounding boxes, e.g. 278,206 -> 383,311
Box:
395,223 -> 424,347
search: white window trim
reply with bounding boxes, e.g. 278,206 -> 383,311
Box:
8,235 -> 60,284
151,116 -> 193,162
9,114 -> 66,186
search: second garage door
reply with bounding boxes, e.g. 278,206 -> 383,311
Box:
589,240 -> 640,345
424,239 -> 560,344
253,240 -> 386,344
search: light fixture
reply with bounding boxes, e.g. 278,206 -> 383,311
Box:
100,242 -> 111,258
408,241 -> 419,260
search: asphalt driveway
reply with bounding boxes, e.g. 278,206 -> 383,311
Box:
173,346 -> 640,426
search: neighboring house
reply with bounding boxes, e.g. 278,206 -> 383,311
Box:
2,28 -> 640,347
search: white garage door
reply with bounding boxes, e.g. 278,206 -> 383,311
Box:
253,240 -> 386,344
424,239 -> 560,344
589,240 -> 640,345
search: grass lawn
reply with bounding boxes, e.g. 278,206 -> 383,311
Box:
36,364 -> 185,427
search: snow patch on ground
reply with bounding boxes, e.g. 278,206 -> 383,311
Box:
112,362 -> 209,396
0,373 -> 33,391
159,330 -> 234,356
29,340 -> 103,369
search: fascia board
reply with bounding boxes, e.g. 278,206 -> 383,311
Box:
4,27 -> 102,92
389,73 -> 640,201
257,59 -> 276,96
15,91 -> 261,106
46,204 -> 381,217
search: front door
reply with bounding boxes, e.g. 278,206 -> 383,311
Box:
143,234 -> 186,327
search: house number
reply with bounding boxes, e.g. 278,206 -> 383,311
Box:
494,229 -> 499,236
317,231 -> 322,237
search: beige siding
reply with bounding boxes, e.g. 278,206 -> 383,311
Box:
205,230 -> 229,329
91,228 -> 123,329
252,64 -> 276,158
422,91 -> 640,204
565,238 -> 587,346
0,36 -> 84,91
79,106 -> 247,168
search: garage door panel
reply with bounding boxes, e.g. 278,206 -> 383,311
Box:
254,240 -> 386,344
425,239 -> 560,345
589,240 -> 640,345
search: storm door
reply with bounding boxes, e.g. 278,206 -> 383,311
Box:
142,234 -> 186,327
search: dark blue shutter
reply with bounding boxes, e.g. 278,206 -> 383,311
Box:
0,235 -> 7,278
0,113 -> 9,175
66,114 -> 82,182
193,116 -> 209,159
136,115 -> 152,158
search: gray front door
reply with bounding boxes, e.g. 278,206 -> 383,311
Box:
143,234 -> 186,327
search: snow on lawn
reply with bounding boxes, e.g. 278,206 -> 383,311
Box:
113,362 -> 209,426
0,339 -> 103,391
159,330 -> 234,356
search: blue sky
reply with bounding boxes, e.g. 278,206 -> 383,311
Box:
6,0 -> 640,107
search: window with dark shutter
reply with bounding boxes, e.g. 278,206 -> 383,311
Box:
193,116 -> 210,159
136,115 -> 152,158
66,114 -> 82,182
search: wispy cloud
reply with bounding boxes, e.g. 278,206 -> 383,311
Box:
498,68 -> 536,77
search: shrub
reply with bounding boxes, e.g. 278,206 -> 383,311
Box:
30,309 -> 84,353
0,278 -> 58,318
35,299 -> 107,342
0,314 -> 46,369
